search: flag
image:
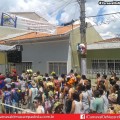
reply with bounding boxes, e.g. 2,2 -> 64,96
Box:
1,12 -> 17,28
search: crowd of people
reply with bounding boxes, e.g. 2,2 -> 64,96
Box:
0,69 -> 120,114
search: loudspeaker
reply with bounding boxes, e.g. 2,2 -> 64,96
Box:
7,51 -> 22,63
16,45 -> 23,51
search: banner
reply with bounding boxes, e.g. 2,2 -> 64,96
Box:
0,13 -> 56,34
0,114 -> 120,120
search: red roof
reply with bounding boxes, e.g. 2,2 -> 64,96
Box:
0,24 -> 80,44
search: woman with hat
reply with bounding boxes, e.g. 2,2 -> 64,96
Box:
52,101 -> 63,114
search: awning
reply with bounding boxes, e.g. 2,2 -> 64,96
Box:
87,42 -> 120,50
0,45 -> 16,51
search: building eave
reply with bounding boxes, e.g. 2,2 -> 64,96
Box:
87,42 -> 120,50
5,33 -> 70,45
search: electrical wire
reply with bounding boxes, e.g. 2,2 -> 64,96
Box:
50,0 -> 77,16
86,11 -> 120,18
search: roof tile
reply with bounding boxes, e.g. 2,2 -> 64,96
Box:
4,24 -> 80,42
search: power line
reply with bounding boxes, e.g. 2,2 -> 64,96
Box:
49,1 -> 120,19
49,1 -> 70,15
86,11 -> 120,18
50,0 -> 77,16
73,2 -> 80,20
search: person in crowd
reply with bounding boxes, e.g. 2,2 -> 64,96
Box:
65,80 -> 75,113
1,68 -> 120,114
92,90 -> 104,113
0,74 -> 5,99
70,92 -> 82,114
4,74 -> 11,85
28,81 -> 38,111
11,69 -> 17,78
33,96 -> 45,113
66,75 -> 76,88
95,73 -> 101,86
79,85 -> 90,113
2,85 -> 12,113
99,88 -> 109,113
35,71 -> 43,84
52,101 -> 63,114
102,74 -> 110,97
59,87 -> 64,103
75,74 -> 81,87
79,75 -> 88,86
109,79 -> 116,94
27,78 -> 33,89
86,83 -> 94,113
61,74 -> 66,88
113,84 -> 120,104
21,70 -> 26,80
68,69 -> 74,78
53,76 -> 61,92
110,71 -> 116,80
45,73 -> 49,82
11,83 -> 19,113
19,76 -> 27,105
11,76 -> 21,90
46,78 -> 54,88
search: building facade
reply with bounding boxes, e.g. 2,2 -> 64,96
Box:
86,38 -> 120,77
3,23 -> 103,75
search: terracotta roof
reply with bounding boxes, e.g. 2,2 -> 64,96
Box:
2,24 -> 80,42
9,32 -> 51,41
0,41 -> 6,44
56,24 -> 79,34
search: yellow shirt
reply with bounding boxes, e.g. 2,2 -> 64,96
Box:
46,81 -> 54,87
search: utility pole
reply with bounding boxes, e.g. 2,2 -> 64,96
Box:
77,0 -> 87,76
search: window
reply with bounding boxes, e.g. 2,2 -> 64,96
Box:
92,60 -> 106,73
91,59 -> 120,75
99,60 -> 106,69
92,60 -> 99,73
107,60 -> 114,72
115,60 -> 120,74
48,62 -> 67,75
9,62 -> 32,74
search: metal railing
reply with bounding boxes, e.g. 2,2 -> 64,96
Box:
0,102 -> 35,114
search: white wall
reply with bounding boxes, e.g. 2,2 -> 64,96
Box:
22,40 -> 69,75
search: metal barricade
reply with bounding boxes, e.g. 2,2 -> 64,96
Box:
0,102 -> 35,114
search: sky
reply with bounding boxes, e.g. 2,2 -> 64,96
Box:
0,0 -> 120,39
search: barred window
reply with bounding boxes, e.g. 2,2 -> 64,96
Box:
107,60 -> 114,71
91,59 -> 120,74
9,62 -> 32,74
48,62 -> 67,75
115,60 -> 120,74
92,60 -> 99,70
